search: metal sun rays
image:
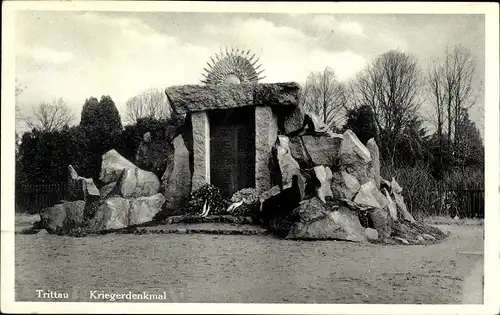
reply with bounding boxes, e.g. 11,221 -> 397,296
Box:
201,47 -> 266,85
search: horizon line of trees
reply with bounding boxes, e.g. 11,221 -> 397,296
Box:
300,44 -> 483,178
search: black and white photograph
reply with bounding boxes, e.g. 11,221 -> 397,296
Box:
2,1 -> 499,314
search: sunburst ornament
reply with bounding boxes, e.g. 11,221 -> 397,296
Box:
201,47 -> 266,85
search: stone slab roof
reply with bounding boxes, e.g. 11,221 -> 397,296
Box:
165,82 -> 300,115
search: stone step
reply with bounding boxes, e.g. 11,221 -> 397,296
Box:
117,222 -> 270,236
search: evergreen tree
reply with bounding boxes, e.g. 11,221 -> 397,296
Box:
78,95 -> 123,180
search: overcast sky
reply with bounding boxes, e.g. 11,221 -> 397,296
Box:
15,11 -> 485,133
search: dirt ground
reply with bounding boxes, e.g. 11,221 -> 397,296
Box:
14,215 -> 484,304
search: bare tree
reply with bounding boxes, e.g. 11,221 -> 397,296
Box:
300,67 -> 348,129
124,88 -> 171,125
24,98 -> 74,132
353,50 -> 423,133
428,45 -> 477,163
351,50 -> 423,165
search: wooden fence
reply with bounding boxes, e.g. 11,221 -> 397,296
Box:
429,183 -> 484,218
15,181 -> 485,218
15,182 -> 71,214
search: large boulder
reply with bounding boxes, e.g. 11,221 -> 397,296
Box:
354,181 -> 389,209
166,82 -> 300,115
87,194 -> 165,232
114,168 -> 160,198
129,193 -> 165,225
160,135 -> 192,215
301,135 -> 342,167
366,138 -> 380,188
135,132 -> 174,175
275,136 -> 305,198
40,200 -> 85,233
331,171 -> 360,200
284,106 -> 305,135
313,165 -> 333,203
339,130 -> 372,185
286,197 -> 367,242
89,197 -> 131,231
99,150 -> 139,185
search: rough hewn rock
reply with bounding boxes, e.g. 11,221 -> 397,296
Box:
313,165 -> 333,203
331,171 -> 360,200
394,236 -> 409,245
369,208 -> 393,239
340,130 -> 372,185
115,167 -> 160,198
301,135 -> 342,167
381,177 -> 392,192
191,111 -> 209,191
304,112 -> 328,134
40,200 -> 85,233
365,228 -> 379,240
422,233 -> 436,241
288,136 -> 310,167
286,198 -> 366,242
135,135 -> 173,175
68,164 -> 79,180
254,83 -> 300,107
354,181 -> 389,209
67,165 -> 100,202
391,177 -> 403,194
284,106 -> 305,135
82,178 -> 100,201
67,165 -> 84,200
129,193 -> 165,225
393,192 -> 416,223
99,182 -> 117,199
100,150 -> 139,185
335,198 -> 379,212
166,83 -> 300,115
383,188 -> 398,221
90,197 -> 131,231
255,106 -> 278,193
161,135 -> 192,214
366,138 -> 380,188
275,136 -> 305,198
67,164 -> 82,200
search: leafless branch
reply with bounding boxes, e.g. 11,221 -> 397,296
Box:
24,98 -> 74,132
299,67 -> 348,129
124,88 -> 171,125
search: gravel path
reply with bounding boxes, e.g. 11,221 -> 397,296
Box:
14,222 -> 483,304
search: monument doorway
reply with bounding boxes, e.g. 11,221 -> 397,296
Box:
208,107 -> 256,198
